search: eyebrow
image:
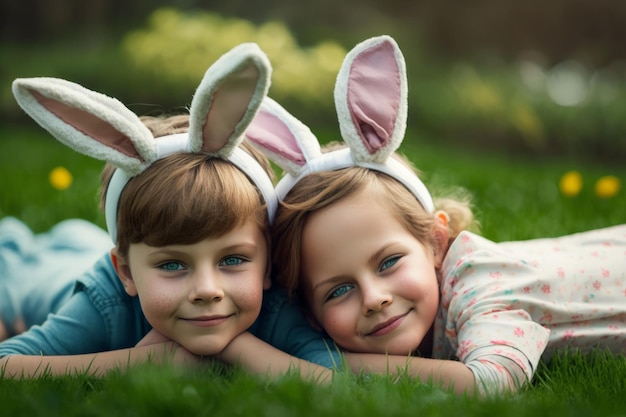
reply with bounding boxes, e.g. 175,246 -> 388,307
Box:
146,242 -> 259,257
220,242 -> 259,253
368,243 -> 392,267
312,276 -> 342,292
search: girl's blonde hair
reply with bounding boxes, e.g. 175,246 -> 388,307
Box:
272,163 -> 477,300
100,115 -> 274,259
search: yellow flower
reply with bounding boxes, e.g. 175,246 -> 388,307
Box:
595,175 -> 620,198
49,166 -> 73,190
559,170 -> 582,197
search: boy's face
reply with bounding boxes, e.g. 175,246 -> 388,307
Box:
116,218 -> 270,356
301,189 -> 441,356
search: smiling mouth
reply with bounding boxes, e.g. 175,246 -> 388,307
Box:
366,311 -> 410,337
182,314 -> 233,327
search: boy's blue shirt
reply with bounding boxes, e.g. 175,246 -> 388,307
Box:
0,218 -> 340,368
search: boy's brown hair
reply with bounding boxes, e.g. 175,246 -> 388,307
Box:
101,115 -> 274,259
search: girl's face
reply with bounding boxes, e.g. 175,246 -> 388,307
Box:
114,218 -> 270,356
301,189 -> 443,355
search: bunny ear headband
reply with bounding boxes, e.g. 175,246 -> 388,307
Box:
245,35 -> 434,213
12,43 -> 278,243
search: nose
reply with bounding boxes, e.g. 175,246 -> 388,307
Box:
189,268 -> 224,303
360,278 -> 392,316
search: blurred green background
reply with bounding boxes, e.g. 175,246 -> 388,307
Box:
1,0 -> 625,236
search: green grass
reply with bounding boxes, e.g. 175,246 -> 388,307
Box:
1,125 -> 626,416
2,354 -> 626,417
402,132 -> 626,241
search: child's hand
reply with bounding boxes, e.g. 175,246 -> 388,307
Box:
136,329 -> 171,346
136,330 -> 208,367
162,340 -> 204,367
212,331 -> 250,363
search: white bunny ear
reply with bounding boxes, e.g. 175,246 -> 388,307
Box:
13,43 -> 279,243
188,43 -> 272,157
245,97 -> 322,177
12,77 -> 156,176
269,36 -> 434,212
334,35 -> 408,164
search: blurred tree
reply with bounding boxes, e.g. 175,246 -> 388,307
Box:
3,0 -> 626,68
385,0 -> 626,67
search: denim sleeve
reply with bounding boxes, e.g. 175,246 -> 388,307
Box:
0,290 -> 108,357
251,288 -> 342,369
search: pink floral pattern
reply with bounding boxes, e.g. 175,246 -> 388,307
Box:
432,225 -> 626,390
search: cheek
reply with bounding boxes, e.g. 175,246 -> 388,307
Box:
231,278 -> 265,313
398,271 -> 440,321
397,264 -> 439,300
319,305 -> 355,343
136,283 -> 181,324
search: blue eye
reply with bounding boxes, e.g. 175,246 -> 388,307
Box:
220,256 -> 245,267
328,284 -> 354,300
158,261 -> 184,271
380,256 -> 400,272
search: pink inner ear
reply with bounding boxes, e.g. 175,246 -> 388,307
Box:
347,41 -> 400,154
202,64 -> 258,153
31,90 -> 142,159
246,110 -> 306,166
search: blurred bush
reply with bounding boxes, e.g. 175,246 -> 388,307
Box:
409,57 -> 626,161
2,7 -> 625,162
121,8 -> 346,120
1,8 -> 346,127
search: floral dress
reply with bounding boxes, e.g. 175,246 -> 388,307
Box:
434,225 -> 626,394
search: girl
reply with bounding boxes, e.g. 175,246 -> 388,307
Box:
247,35 -> 626,396
0,43 -> 338,380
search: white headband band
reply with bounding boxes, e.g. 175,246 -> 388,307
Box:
274,147 -> 434,211
247,35 -> 434,213
13,43 -> 279,244
104,134 -> 277,243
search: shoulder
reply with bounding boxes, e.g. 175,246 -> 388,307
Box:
260,286 -> 291,312
442,231 -> 500,274
439,232 -> 535,312
73,253 -> 149,348
251,287 -> 310,341
252,287 -> 292,333
448,230 -> 497,254
74,253 -> 133,309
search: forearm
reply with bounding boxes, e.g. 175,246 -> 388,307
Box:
0,342 -> 196,379
344,353 -> 476,395
216,332 -> 333,383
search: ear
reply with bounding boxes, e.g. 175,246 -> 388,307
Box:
334,35 -> 408,164
245,96 -> 322,177
110,247 -> 137,297
433,210 -> 450,269
12,77 -> 156,176
188,43 -> 272,157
